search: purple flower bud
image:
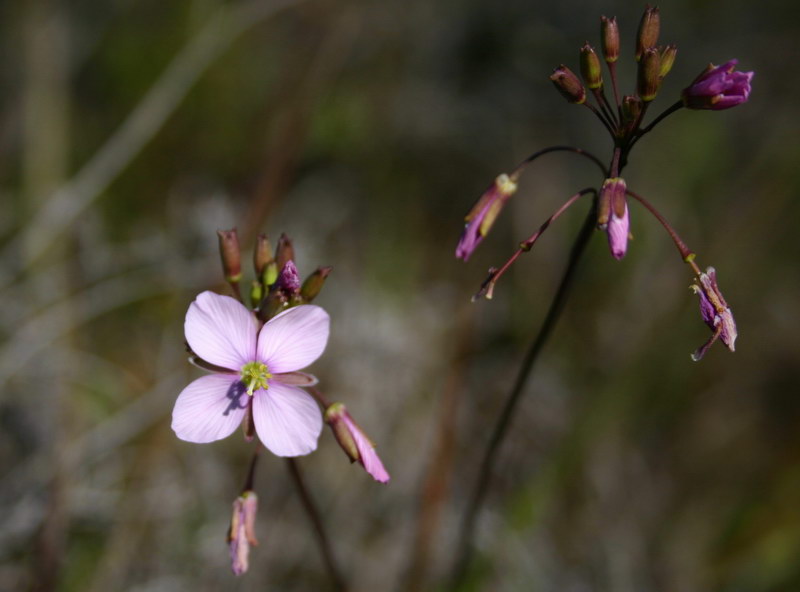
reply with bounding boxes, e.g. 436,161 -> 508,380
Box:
456,173 -> 518,261
597,177 -> 629,260
690,267 -> 737,361
682,60 -> 753,110
325,403 -> 390,483
275,260 -> 301,295
228,491 -> 258,576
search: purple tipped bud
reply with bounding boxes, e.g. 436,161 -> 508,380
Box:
598,178 -> 629,260
659,44 -> 678,78
600,16 -> 619,63
690,267 -> 737,361
636,5 -> 660,61
228,491 -> 258,576
275,260 -> 301,295
637,47 -> 661,102
456,173 -> 518,261
275,233 -> 295,271
682,60 -> 753,110
300,266 -> 332,302
217,228 -> 242,283
550,65 -> 587,104
325,403 -> 390,483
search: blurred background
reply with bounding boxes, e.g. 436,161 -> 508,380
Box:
1,0 -> 799,590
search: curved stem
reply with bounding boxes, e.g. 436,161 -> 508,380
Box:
449,201 -> 597,589
513,145 -> 608,178
286,458 -> 347,592
626,188 -> 700,274
474,188 -> 596,300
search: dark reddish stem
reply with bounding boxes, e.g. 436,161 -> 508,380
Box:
626,188 -> 701,274
474,188 -> 597,300
513,145 -> 608,178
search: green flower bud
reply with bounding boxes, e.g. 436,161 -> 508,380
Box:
580,43 -> 603,89
659,44 -> 677,78
300,266 -> 332,302
637,47 -> 661,102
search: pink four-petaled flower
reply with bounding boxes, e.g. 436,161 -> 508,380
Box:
172,291 -> 329,457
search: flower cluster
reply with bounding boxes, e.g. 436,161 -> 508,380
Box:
456,5 -> 750,361
172,230 -> 389,575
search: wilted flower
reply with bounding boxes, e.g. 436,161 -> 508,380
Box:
682,59 -> 753,110
325,403 -> 390,483
691,267 -> 737,361
172,291 -> 327,456
597,177 -> 630,260
228,491 -> 258,576
456,173 -> 518,261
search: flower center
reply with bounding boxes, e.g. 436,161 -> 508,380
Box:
240,361 -> 272,396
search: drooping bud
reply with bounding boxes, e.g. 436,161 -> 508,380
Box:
598,178 -> 629,260
681,60 -> 753,110
637,47 -> 661,102
659,44 -> 677,78
300,266 -> 332,302
324,403 -> 390,483
456,173 -> 518,261
635,5 -> 660,61
550,65 -> 586,104
690,267 -> 737,361
228,491 -> 258,576
600,16 -> 619,63
580,43 -> 603,89
621,95 -> 643,127
274,233 -> 295,272
217,228 -> 242,283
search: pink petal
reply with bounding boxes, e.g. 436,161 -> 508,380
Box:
252,382 -> 322,457
172,374 -> 248,443
185,291 -> 257,370
345,416 -> 390,483
256,305 -> 330,373
273,371 -> 319,387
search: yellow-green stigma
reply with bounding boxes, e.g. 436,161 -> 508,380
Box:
240,361 -> 272,396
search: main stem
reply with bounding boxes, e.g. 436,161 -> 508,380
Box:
286,458 -> 347,592
448,202 -> 597,590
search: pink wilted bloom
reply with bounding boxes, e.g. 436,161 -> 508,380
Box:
172,291 -> 328,456
690,267 -> 737,361
228,491 -> 258,576
682,60 -> 753,110
456,173 -> 518,261
597,177 -> 630,260
325,403 -> 390,483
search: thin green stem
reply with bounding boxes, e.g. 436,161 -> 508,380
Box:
449,201 -> 598,590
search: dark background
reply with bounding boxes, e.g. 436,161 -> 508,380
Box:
1,0 -> 799,590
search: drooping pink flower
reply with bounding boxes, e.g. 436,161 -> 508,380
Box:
172,291 -> 328,456
325,403 -> 390,483
228,491 -> 258,576
456,173 -> 518,261
682,60 -> 753,110
690,267 -> 737,361
597,177 -> 630,260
